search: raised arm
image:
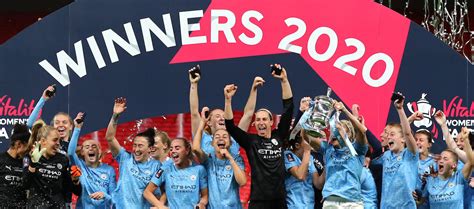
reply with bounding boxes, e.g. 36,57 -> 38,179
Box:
224,84 -> 237,121
407,111 -> 423,124
272,64 -> 294,142
367,131 -> 383,159
27,86 -> 55,128
313,170 -> 325,190
189,67 -> 202,136
105,98 -> 126,157
288,139 -> 312,181
192,107 -> 210,163
67,112 -> 84,159
460,127 -> 474,179
297,97 -> 311,121
434,110 -> 468,162
334,101 -> 368,145
272,64 -> 293,100
301,130 -> 323,158
394,95 -> 418,155
238,76 -> 264,131
224,84 -> 252,150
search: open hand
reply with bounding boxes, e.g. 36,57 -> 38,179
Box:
113,97 -> 127,115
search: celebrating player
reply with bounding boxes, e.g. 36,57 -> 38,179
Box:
105,98 -> 162,209
192,107 -> 247,209
68,112 -> 116,208
224,64 -> 294,209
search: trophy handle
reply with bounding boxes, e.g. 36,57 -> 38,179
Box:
326,87 -> 332,97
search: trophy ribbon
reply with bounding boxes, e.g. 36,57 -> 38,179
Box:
329,112 -> 357,156
289,101 -> 314,140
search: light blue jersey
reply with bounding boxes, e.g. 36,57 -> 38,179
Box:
204,152 -> 243,209
151,163 -> 208,209
417,156 -> 435,209
360,167 -> 377,209
201,132 -> 240,155
68,128 -> 116,209
320,141 -> 368,202
468,172 -> 474,209
372,148 -> 419,209
424,170 -> 467,209
284,150 -> 316,209
433,160 -> 468,209
26,97 -> 45,128
114,148 -> 161,209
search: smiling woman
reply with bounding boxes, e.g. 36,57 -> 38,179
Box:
27,85 -> 74,155
23,125 -> 82,208
67,112 -> 116,208
104,97 -> 162,209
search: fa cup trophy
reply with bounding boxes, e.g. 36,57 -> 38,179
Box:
290,88 -> 335,139
302,88 -> 336,137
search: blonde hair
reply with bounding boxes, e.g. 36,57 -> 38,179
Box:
38,126 -> 57,142
339,120 -> 355,139
28,119 -> 46,149
155,130 -> 171,150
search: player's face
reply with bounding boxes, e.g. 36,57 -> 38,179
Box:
53,114 -> 72,139
42,130 -> 60,156
254,111 -> 273,137
212,129 -> 231,152
151,136 -> 168,159
133,136 -> 150,162
208,109 -> 226,132
380,125 -> 391,147
387,126 -> 404,153
437,151 -> 457,176
455,137 -> 465,150
82,140 -> 101,164
170,140 -> 190,166
415,133 -> 431,155
16,142 -> 30,158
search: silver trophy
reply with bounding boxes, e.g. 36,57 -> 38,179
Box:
301,88 -> 335,138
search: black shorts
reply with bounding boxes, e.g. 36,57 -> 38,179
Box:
248,199 -> 288,209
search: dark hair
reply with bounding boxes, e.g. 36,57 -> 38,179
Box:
256,108 -> 273,121
289,131 -> 303,151
136,128 -> 156,147
415,129 -> 434,144
10,123 -> 30,146
469,132 -> 474,150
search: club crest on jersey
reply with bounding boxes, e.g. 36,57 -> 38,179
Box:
155,169 -> 163,178
225,165 -> 232,171
286,153 -> 295,162
397,156 -> 402,161
100,174 -> 108,180
448,182 -> 455,188
57,163 -> 62,169
271,139 -> 278,146
144,170 -> 152,175
190,175 -> 196,181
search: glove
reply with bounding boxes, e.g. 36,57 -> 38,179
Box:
30,142 -> 46,166
71,165 -> 82,177
71,165 -> 82,184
